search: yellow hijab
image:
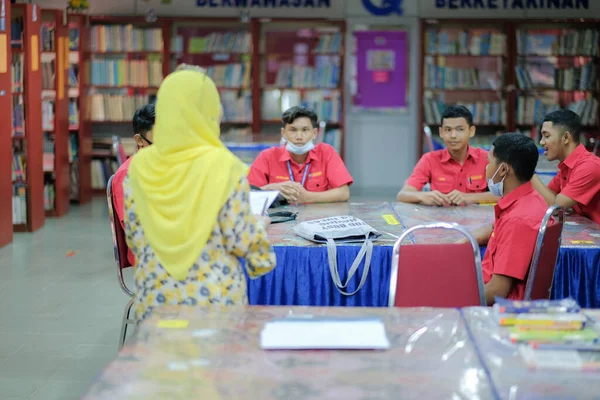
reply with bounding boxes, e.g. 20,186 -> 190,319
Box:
128,70 -> 248,281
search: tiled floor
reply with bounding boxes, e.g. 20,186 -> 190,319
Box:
0,188 -> 396,400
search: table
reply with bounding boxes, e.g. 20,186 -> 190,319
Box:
247,202 -> 600,307
81,306 -> 496,400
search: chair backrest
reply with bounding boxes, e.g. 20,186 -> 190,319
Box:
112,136 -> 127,166
389,222 -> 486,308
423,124 -> 435,153
524,205 -> 564,300
106,174 -> 134,297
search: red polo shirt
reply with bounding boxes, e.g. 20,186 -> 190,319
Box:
248,143 -> 353,191
111,156 -> 135,266
482,182 -> 547,301
547,144 -> 600,225
406,147 -> 489,193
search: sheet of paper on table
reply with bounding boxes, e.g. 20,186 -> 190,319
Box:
260,316 -> 391,350
249,191 -> 280,216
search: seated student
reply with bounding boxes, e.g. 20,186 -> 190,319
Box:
396,105 -> 499,206
531,109 -> 600,225
111,103 -> 155,266
248,106 -> 353,203
481,133 -> 548,305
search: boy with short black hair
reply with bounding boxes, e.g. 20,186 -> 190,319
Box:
248,106 -> 353,203
482,133 -> 548,305
532,109 -> 600,225
397,105 -> 498,206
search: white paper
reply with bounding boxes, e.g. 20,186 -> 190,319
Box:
260,317 -> 391,350
249,191 -> 280,216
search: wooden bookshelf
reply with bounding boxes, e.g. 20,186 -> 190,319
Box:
86,16 -> 166,192
41,9 -> 70,218
259,20 -> 345,158
11,4 -> 44,232
0,0 -> 13,247
419,19 -> 600,156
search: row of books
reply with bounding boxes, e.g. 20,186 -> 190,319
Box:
517,96 -> 598,126
221,90 -> 252,123
517,29 -> 599,56
515,63 -> 597,91
69,26 -> 80,51
12,155 -> 26,182
271,59 -> 340,88
424,29 -> 506,56
88,58 -> 163,87
41,59 -> 56,90
424,59 -> 502,90
314,32 -> 343,54
12,185 -> 27,225
10,19 -> 23,46
91,159 -> 119,189
87,94 -> 153,122
90,25 -> 163,52
261,89 -> 341,123
44,184 -> 55,211
174,31 -> 252,54
12,96 -> 25,135
69,64 -> 79,87
41,24 -> 56,52
42,100 -> 55,131
424,97 -> 507,126
69,100 -> 80,127
11,54 -> 24,93
206,62 -> 251,88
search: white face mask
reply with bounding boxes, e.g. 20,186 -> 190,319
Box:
286,141 -> 315,155
487,164 -> 506,197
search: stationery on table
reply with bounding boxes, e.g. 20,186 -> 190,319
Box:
260,316 -> 391,350
249,190 -> 280,216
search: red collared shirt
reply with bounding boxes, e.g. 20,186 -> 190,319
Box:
482,182 -> 547,300
406,147 -> 489,193
248,143 -> 353,192
111,156 -> 135,266
548,144 -> 600,225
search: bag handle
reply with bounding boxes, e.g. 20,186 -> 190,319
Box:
326,234 -> 374,296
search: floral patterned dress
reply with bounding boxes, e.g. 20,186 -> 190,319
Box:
123,175 -> 276,322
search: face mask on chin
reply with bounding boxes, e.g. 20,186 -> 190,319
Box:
286,141 -> 315,155
487,164 -> 506,197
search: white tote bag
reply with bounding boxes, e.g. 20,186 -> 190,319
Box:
293,216 -> 381,296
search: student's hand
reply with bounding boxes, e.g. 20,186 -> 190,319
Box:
419,190 -> 449,206
265,182 -> 301,202
447,190 -> 469,206
291,183 -> 313,204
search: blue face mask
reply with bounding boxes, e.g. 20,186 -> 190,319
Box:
286,141 -> 315,155
487,164 -> 506,197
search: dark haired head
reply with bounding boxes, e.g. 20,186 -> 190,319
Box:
282,106 -> 318,128
542,109 -> 581,143
491,132 -> 539,182
133,104 -> 155,135
441,105 -> 473,127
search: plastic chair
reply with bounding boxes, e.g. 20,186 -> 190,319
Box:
112,136 -> 127,166
524,205 -> 565,300
388,222 -> 486,308
106,174 -> 136,350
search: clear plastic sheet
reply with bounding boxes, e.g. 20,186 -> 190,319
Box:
82,306 -> 495,399
462,307 -> 600,400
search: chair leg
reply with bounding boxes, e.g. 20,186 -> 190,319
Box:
118,298 -> 135,350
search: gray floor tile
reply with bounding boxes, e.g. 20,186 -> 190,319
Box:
0,378 -> 44,397
30,380 -> 90,400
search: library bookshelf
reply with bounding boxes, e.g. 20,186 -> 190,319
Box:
419,19 -> 600,157
10,4 -> 44,233
0,0 -> 13,246
41,9 -> 70,218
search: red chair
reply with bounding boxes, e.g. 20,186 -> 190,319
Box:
388,222 -> 486,308
524,205 -> 565,300
106,174 -> 136,349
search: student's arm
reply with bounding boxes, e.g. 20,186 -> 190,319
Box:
446,190 -> 499,205
247,152 -> 270,188
303,184 -> 350,203
397,184 -> 449,206
531,174 -> 570,206
456,223 -> 493,246
534,165 -> 600,210
484,274 -> 514,306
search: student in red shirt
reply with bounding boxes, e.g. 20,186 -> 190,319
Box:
248,106 -> 353,203
397,105 -> 499,206
480,133 -> 548,305
111,104 -> 155,266
532,109 -> 600,225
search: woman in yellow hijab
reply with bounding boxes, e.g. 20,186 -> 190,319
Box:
122,68 -> 276,322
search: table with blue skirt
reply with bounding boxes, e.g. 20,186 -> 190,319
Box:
245,202 -> 600,308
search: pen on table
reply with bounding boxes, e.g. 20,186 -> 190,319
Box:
261,197 -> 270,216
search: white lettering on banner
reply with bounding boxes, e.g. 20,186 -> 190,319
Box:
196,0 -> 332,8
435,0 -> 589,9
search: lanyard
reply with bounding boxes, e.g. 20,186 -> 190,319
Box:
287,161 -> 311,188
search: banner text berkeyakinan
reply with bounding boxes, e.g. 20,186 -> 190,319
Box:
435,0 -> 589,9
